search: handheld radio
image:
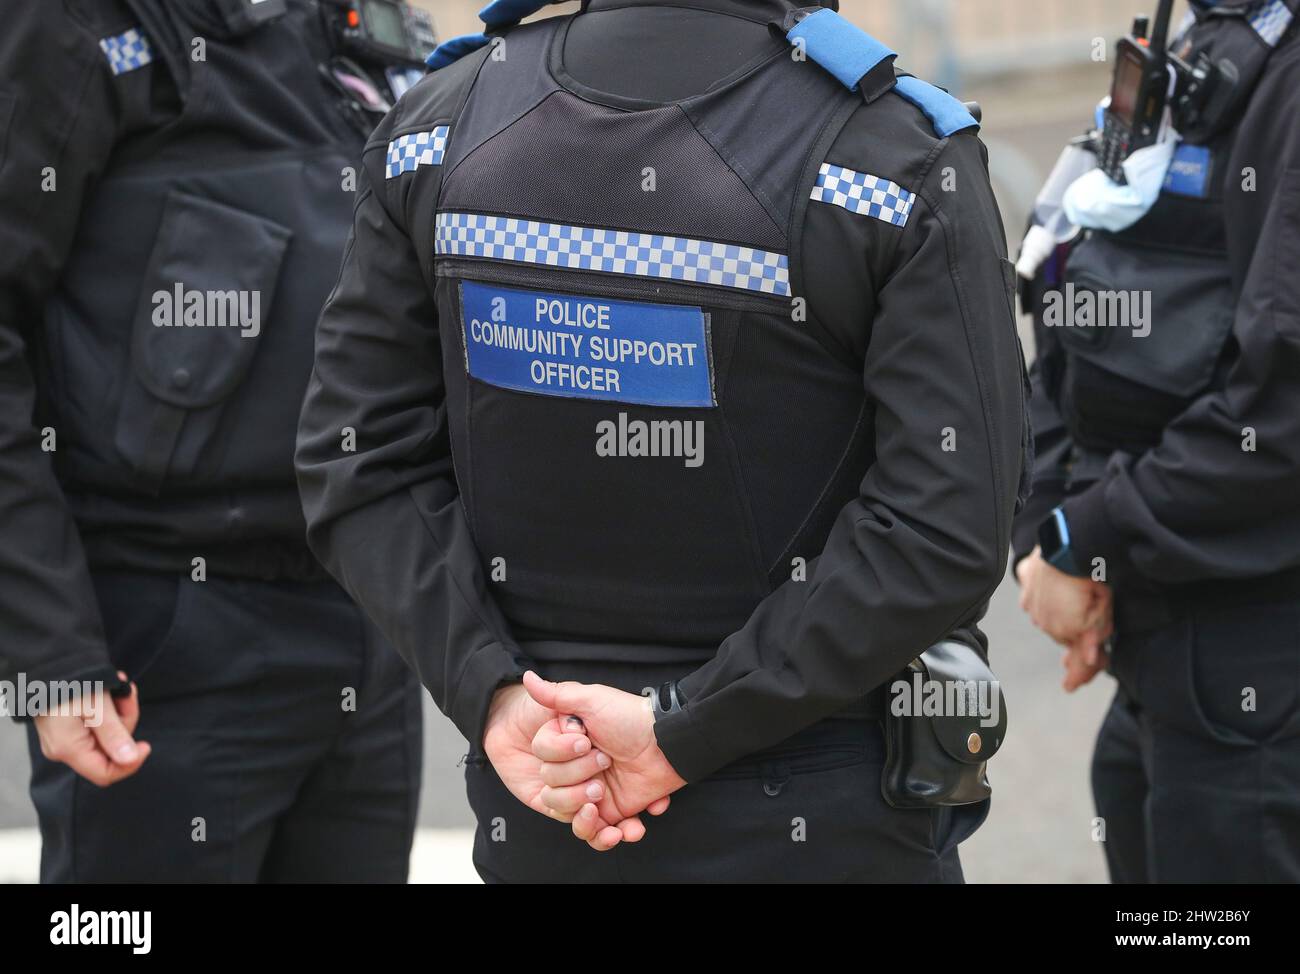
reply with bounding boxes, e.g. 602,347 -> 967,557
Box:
319,0 -> 438,67
1098,1 -> 1175,183
316,1 -> 439,128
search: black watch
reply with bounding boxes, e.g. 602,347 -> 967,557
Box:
1038,506 -> 1082,576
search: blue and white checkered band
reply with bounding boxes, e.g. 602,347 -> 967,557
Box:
99,28 -> 154,76
810,163 -> 915,228
386,127 -> 450,178
435,213 -> 791,297
1249,0 -> 1294,46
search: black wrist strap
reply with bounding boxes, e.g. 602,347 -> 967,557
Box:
651,681 -> 686,719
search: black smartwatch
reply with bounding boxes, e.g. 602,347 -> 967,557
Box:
1038,506 -> 1082,576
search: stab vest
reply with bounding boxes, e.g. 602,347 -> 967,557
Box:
410,14 -> 973,645
39,0 -> 364,571
1055,0 -> 1297,454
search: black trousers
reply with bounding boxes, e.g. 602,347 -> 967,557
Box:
465,660 -> 987,883
26,570 -> 422,883
1093,598 -> 1300,883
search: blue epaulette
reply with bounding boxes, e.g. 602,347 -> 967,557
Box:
427,0 -> 561,69
785,8 -> 979,138
427,32 -> 489,70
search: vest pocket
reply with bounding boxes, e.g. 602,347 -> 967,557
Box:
1055,233 -> 1233,450
114,189 -> 292,492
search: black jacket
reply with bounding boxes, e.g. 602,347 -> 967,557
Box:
295,0 -> 1028,781
1013,5 -> 1300,620
0,0 -> 363,686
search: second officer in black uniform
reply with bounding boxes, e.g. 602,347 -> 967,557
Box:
297,0 -> 1028,883
1,0 -> 428,881
1015,0 -> 1300,883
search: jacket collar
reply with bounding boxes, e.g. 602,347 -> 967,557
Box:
580,0 -> 837,25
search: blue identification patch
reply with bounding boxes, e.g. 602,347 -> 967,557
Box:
1163,143 -> 1212,199
460,281 -> 715,408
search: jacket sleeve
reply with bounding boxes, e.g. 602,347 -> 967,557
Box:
1061,54 -> 1300,585
1010,275 -> 1074,567
653,133 -> 1027,782
0,6 -> 125,685
295,111 -> 527,748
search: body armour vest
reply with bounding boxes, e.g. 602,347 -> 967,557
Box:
1055,2 -> 1296,454
38,0 -> 362,574
407,17 -> 944,647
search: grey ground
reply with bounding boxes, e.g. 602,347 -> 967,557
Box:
0,66 -> 1114,882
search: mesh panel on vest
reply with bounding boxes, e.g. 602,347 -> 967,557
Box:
440,91 -> 786,250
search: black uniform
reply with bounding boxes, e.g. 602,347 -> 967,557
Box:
1014,0 -> 1300,882
0,0 -> 420,882
297,0 -> 1027,882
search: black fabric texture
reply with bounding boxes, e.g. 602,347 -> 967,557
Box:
26,570 -> 422,883
1093,598 -> 1300,883
442,90 -> 785,248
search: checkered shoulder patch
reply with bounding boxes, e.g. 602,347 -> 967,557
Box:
100,28 -> 154,76
386,127 -> 450,178
810,162 -> 915,228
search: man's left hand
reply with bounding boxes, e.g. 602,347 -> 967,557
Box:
522,671 -> 684,850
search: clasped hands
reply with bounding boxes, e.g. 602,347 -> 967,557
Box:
485,546 -> 1115,846
1016,545 -> 1114,691
482,671 -> 687,851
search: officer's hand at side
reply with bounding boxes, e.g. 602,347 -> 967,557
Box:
33,673 -> 151,787
523,671 -> 683,850
1017,547 -> 1113,646
482,682 -> 634,847
1061,633 -> 1110,692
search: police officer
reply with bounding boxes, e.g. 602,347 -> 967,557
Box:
1014,0 -> 1300,882
0,0 -> 426,882
297,0 -> 1027,882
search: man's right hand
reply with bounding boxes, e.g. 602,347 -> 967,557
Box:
482,682 -> 647,849
33,672 -> 150,786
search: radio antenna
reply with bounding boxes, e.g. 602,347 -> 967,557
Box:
1149,0 -> 1174,55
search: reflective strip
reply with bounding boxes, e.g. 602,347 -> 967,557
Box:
386,127 -> 449,177
99,28 -> 153,76
435,213 -> 791,297
810,163 -> 915,228
1249,0 -> 1294,46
